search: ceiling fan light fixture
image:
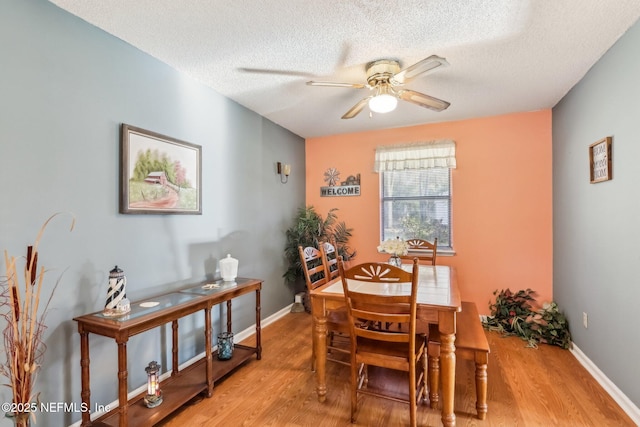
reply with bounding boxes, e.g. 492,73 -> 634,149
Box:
369,94 -> 397,113
368,85 -> 398,113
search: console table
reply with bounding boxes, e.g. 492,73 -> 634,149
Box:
74,277 -> 262,427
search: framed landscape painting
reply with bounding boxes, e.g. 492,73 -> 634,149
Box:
120,124 -> 202,214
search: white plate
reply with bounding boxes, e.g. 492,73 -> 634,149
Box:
140,301 -> 159,308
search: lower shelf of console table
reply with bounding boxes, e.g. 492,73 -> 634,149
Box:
93,345 -> 256,427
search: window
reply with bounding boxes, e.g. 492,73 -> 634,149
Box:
375,140 -> 456,249
380,168 -> 452,248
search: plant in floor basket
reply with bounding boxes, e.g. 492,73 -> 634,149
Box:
483,288 -> 572,349
377,238 -> 409,267
0,213 -> 75,426
283,206 -> 356,306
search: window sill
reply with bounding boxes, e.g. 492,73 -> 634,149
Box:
406,249 -> 456,257
378,249 -> 456,257
436,249 -> 455,256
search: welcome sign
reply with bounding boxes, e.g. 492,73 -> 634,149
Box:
320,168 -> 361,197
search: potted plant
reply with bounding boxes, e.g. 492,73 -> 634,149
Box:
483,288 -> 572,349
283,206 -> 355,294
0,213 -> 75,426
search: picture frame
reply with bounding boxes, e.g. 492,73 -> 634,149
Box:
589,136 -> 612,184
120,124 -> 202,214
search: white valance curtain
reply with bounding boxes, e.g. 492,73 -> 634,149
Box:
374,140 -> 457,172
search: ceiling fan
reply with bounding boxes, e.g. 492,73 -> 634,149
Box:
307,55 -> 451,119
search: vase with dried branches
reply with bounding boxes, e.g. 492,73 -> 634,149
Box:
0,213 -> 75,426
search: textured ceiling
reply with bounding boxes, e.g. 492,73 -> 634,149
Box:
49,0 -> 640,138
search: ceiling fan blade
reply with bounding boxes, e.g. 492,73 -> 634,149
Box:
238,67 -> 316,78
392,55 -> 449,85
397,89 -> 450,112
307,81 -> 366,89
342,96 -> 373,119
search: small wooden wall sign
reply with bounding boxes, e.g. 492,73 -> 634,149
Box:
589,136 -> 612,184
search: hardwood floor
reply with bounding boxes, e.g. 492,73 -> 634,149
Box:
158,312 -> 634,427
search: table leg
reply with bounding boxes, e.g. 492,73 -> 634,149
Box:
475,352 -> 489,420
79,330 -> 91,427
439,312 -> 456,427
226,299 -> 232,332
205,307 -> 213,397
310,318 -> 317,372
172,320 -> 179,376
116,337 -> 129,427
311,296 -> 327,402
255,288 -> 262,359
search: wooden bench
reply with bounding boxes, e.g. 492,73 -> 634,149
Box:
427,301 -> 490,420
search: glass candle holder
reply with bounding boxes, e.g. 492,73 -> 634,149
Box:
217,332 -> 234,360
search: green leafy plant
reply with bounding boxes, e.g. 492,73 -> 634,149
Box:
283,206 -> 355,289
483,288 -> 572,349
399,215 -> 449,245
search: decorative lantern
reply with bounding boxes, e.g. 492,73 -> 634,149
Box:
103,265 -> 131,317
219,254 -> 238,283
144,361 -> 163,408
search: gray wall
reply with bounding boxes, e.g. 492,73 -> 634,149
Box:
0,1 -> 305,425
553,20 -> 640,406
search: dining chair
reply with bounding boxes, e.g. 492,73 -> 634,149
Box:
400,238 -> 438,265
298,246 -> 350,369
338,257 -> 426,427
321,239 -> 340,280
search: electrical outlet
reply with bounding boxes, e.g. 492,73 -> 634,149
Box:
583,312 -> 588,328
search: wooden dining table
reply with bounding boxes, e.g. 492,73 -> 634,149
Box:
310,264 -> 461,427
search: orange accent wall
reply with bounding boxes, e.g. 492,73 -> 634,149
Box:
305,111 -> 552,314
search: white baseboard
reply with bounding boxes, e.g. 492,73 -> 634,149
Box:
571,343 -> 640,425
68,304 -> 295,427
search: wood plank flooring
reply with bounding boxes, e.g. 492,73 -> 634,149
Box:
157,312 -> 635,426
